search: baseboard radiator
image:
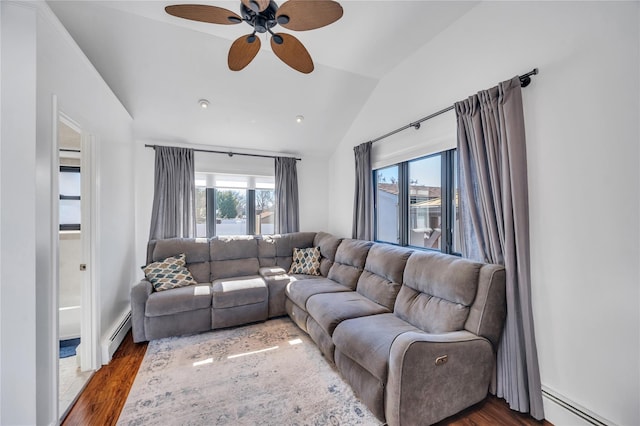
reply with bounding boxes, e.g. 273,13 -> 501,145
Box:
542,386 -> 612,426
101,309 -> 131,364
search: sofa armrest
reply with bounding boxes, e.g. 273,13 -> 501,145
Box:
131,280 -> 153,343
386,331 -> 494,426
259,266 -> 288,278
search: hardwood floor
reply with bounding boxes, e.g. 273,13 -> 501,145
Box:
63,330 -> 550,426
62,331 -> 147,426
436,397 -> 551,426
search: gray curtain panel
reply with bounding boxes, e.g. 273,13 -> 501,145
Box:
274,156 -> 299,233
148,146 -> 196,240
455,76 -> 544,420
352,141 -> 373,240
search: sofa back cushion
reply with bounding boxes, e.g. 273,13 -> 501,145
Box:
210,236 -> 260,280
313,232 -> 342,276
327,239 -> 373,290
356,244 -> 412,310
149,238 -> 210,283
394,251 -> 481,334
258,232 -> 317,270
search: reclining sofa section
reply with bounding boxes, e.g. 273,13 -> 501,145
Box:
132,231 -> 340,342
131,231 -> 506,426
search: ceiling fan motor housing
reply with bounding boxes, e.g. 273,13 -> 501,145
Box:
241,1 -> 280,33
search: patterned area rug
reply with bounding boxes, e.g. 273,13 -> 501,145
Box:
117,318 -> 381,425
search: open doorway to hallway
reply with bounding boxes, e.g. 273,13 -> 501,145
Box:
57,115 -> 93,420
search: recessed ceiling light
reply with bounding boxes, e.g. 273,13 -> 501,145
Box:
295,115 -> 304,123
199,99 -> 209,109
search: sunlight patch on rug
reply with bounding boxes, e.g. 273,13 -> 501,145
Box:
117,318 -> 381,425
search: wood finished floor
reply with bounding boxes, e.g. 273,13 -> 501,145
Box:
63,330 -> 551,426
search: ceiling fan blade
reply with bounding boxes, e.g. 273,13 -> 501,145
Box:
270,33 -> 314,74
228,34 -> 262,71
165,4 -> 242,25
276,0 -> 343,31
241,0 -> 270,13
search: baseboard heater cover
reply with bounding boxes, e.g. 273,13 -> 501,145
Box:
542,386 -> 613,426
101,309 -> 131,364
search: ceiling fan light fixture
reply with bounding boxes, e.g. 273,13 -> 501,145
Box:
249,0 -> 261,13
199,99 -> 210,109
296,115 -> 304,123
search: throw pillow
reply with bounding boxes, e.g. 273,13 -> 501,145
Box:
288,246 -> 321,276
142,253 -> 196,292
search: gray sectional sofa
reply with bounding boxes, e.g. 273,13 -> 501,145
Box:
131,231 -> 506,425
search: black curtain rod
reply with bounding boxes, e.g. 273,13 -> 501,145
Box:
144,144 -> 301,161
370,68 -> 539,144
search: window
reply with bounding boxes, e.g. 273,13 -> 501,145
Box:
375,165 -> 399,244
59,166 -> 81,231
374,149 -> 459,255
195,173 -> 275,237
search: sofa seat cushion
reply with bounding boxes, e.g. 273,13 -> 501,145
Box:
145,284 -> 212,317
306,292 -> 390,336
333,313 -> 419,382
290,274 -> 323,281
285,278 -> 351,310
212,276 -> 267,309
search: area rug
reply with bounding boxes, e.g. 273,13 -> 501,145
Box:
59,338 -> 80,359
117,318 -> 381,425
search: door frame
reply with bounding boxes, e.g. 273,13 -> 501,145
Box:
79,129 -> 99,371
54,99 -> 100,414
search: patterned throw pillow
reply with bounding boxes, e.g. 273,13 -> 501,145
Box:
288,247 -> 321,276
142,253 -> 196,292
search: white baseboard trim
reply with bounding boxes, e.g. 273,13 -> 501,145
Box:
542,386 -> 615,426
100,309 -> 131,364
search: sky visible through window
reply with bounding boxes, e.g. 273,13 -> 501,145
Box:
377,155 -> 441,187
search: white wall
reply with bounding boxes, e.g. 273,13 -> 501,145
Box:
297,154 -> 330,232
0,3 -> 38,424
328,2 -> 639,425
0,2 -> 135,424
134,141 -> 330,274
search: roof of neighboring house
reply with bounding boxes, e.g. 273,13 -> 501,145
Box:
412,192 -> 459,208
378,183 -> 442,198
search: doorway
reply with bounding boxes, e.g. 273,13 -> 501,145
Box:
57,114 -> 94,420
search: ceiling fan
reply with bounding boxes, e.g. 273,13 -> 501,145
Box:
165,0 -> 343,74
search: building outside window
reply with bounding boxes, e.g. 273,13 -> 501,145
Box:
374,149 -> 459,255
375,165 -> 399,244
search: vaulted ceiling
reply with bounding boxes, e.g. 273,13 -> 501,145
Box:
49,1 -> 477,157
